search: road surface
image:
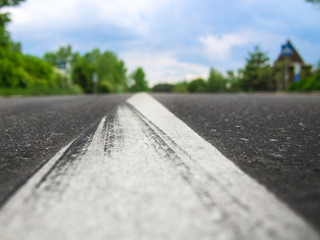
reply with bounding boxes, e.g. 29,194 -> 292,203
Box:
154,93 -> 320,231
0,94 -> 130,205
0,93 -> 319,239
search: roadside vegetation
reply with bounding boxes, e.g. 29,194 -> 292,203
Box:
1,0 -> 319,96
288,62 -> 320,91
153,47 -> 320,93
0,0 -> 148,96
0,0 -> 81,96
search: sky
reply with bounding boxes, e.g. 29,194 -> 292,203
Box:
3,0 -> 320,86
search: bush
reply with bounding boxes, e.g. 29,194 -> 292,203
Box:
188,78 -> 207,93
288,76 -> 320,91
98,80 -> 113,93
172,81 -> 188,93
152,83 -> 174,92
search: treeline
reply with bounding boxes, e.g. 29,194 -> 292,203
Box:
0,0 -> 149,96
153,68 -> 235,93
43,46 -> 149,94
0,0 -> 82,95
153,46 -> 320,93
288,63 -> 320,91
1,1 -> 319,95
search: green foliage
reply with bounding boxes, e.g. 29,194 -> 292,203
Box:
0,12 -> 10,28
207,67 -> 227,92
70,49 -> 128,93
0,45 -> 82,94
43,45 -> 73,66
0,0 -> 25,27
98,80 -> 113,93
154,68 -> 232,94
152,83 -> 174,92
172,81 -> 188,93
288,77 -> 320,91
56,45 -> 72,61
188,78 -> 207,93
242,46 -> 273,91
72,58 -> 94,93
44,46 -> 129,94
288,61 -> 320,91
225,70 -> 242,92
0,24 -> 66,91
0,0 -> 25,6
130,67 -> 149,92
23,55 -> 52,80
43,52 -> 57,66
0,0 -> 83,96
0,85 -> 82,96
306,0 -> 320,3
0,38 -> 30,89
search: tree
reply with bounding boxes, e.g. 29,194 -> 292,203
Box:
243,46 -> 272,91
130,67 -> 149,92
207,67 -> 227,92
188,78 -> 207,93
96,50 -> 127,93
56,45 -> 73,61
43,45 -> 73,66
45,47 -> 128,93
0,0 -> 27,89
173,81 -> 188,93
43,52 -> 57,66
72,58 -> 94,93
0,1 -> 82,95
0,0 -> 24,7
152,83 -> 174,92
1,0 -> 25,48
0,0 -> 25,27
288,60 -> 320,91
306,0 -> 320,4
226,70 -> 242,92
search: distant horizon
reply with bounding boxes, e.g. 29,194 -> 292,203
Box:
4,0 -> 320,85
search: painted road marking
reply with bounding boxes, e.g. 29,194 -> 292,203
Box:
0,93 -> 319,240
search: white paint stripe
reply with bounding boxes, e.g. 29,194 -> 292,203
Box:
0,93 -> 319,240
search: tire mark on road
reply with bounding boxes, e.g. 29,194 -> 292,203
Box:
0,93 -> 318,240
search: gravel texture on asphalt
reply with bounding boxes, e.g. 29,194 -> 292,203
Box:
0,94 -> 130,205
153,93 -> 320,231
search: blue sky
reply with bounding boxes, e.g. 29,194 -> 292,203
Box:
3,0 -> 320,85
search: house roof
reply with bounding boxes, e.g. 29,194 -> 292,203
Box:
275,40 -> 304,63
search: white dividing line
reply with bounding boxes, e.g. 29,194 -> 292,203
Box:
0,93 -> 319,240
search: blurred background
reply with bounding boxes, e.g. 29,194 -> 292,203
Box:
0,0 -> 319,95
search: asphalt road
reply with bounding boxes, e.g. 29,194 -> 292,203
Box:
0,93 -> 319,235
0,94 -> 130,205
153,93 -> 320,231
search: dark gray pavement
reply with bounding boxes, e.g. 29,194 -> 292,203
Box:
0,93 -> 319,232
0,94 -> 130,205
153,93 -> 320,231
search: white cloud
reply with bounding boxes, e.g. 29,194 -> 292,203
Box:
3,0 -> 319,80
120,51 -> 209,85
199,29 -> 286,63
199,34 -> 247,60
94,0 -> 172,32
4,0 -> 81,31
4,0 -> 173,34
